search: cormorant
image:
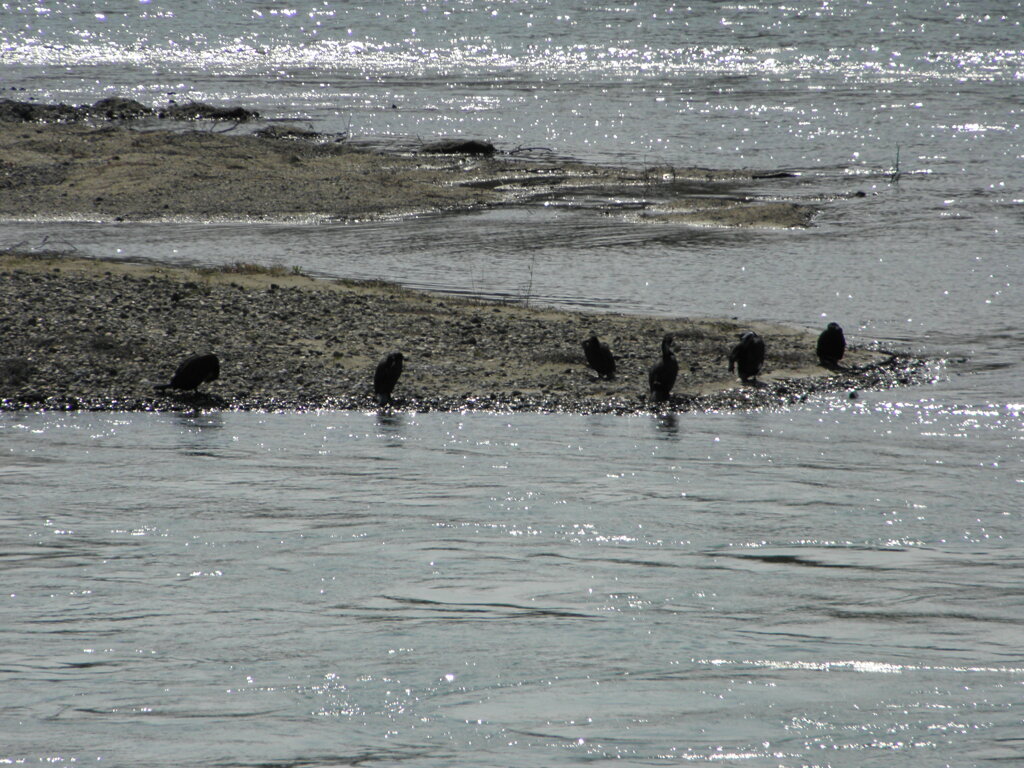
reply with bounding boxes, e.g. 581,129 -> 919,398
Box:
816,322 -> 846,368
581,333 -> 616,379
648,334 -> 678,403
154,353 -> 220,392
728,331 -> 765,384
374,351 -> 404,406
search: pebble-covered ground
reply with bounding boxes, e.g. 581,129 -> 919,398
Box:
0,252 -> 926,414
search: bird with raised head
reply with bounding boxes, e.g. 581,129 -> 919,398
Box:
648,334 -> 678,403
581,333 -> 616,379
816,322 -> 846,368
154,353 -> 220,392
728,331 -> 765,384
374,351 -> 404,406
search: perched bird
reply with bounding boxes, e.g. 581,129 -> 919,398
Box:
728,331 -> 766,384
648,334 -> 678,403
154,353 -> 220,392
816,322 -> 846,368
581,333 -> 616,379
374,351 -> 404,406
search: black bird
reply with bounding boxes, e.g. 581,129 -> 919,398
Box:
374,351 -> 404,406
155,353 -> 219,392
816,322 -> 846,368
648,334 -> 678,403
581,333 -> 616,379
728,331 -> 765,384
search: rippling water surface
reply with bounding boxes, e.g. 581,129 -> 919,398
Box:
3,392 -> 1022,767
4,0 -> 1022,170
2,1 -> 1023,766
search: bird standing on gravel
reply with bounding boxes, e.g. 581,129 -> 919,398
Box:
154,353 -> 220,392
374,351 -> 404,406
582,333 -> 616,379
816,322 -> 846,368
728,332 -> 765,384
648,334 -> 678,403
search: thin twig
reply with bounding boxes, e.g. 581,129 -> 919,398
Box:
889,144 -> 902,184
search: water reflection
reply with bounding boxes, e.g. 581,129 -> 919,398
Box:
653,413 -> 680,438
375,410 -> 406,444
170,410 -> 226,456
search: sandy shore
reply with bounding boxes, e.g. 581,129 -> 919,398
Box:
0,104 -> 922,413
0,251 -> 924,414
0,108 -> 821,227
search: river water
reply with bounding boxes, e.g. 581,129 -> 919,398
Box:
1,2 -> 1022,766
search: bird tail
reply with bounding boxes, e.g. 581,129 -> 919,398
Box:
154,383 -> 171,391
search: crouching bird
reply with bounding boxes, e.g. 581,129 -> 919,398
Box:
582,333 -> 616,379
648,334 -> 678,403
816,322 -> 846,368
374,351 -> 404,406
155,353 -> 220,392
728,332 -> 765,384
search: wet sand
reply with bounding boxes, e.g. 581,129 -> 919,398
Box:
0,251 -> 924,414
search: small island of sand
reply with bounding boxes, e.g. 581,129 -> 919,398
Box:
0,102 -> 818,227
0,103 -> 923,413
0,251 -> 923,414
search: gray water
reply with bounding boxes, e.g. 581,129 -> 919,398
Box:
3,392 -> 1023,766
2,1 -> 1023,766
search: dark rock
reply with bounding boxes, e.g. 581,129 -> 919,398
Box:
421,139 -> 497,156
159,101 -> 259,121
751,171 -> 797,179
0,97 -> 152,123
0,99 -> 79,122
90,97 -> 152,120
